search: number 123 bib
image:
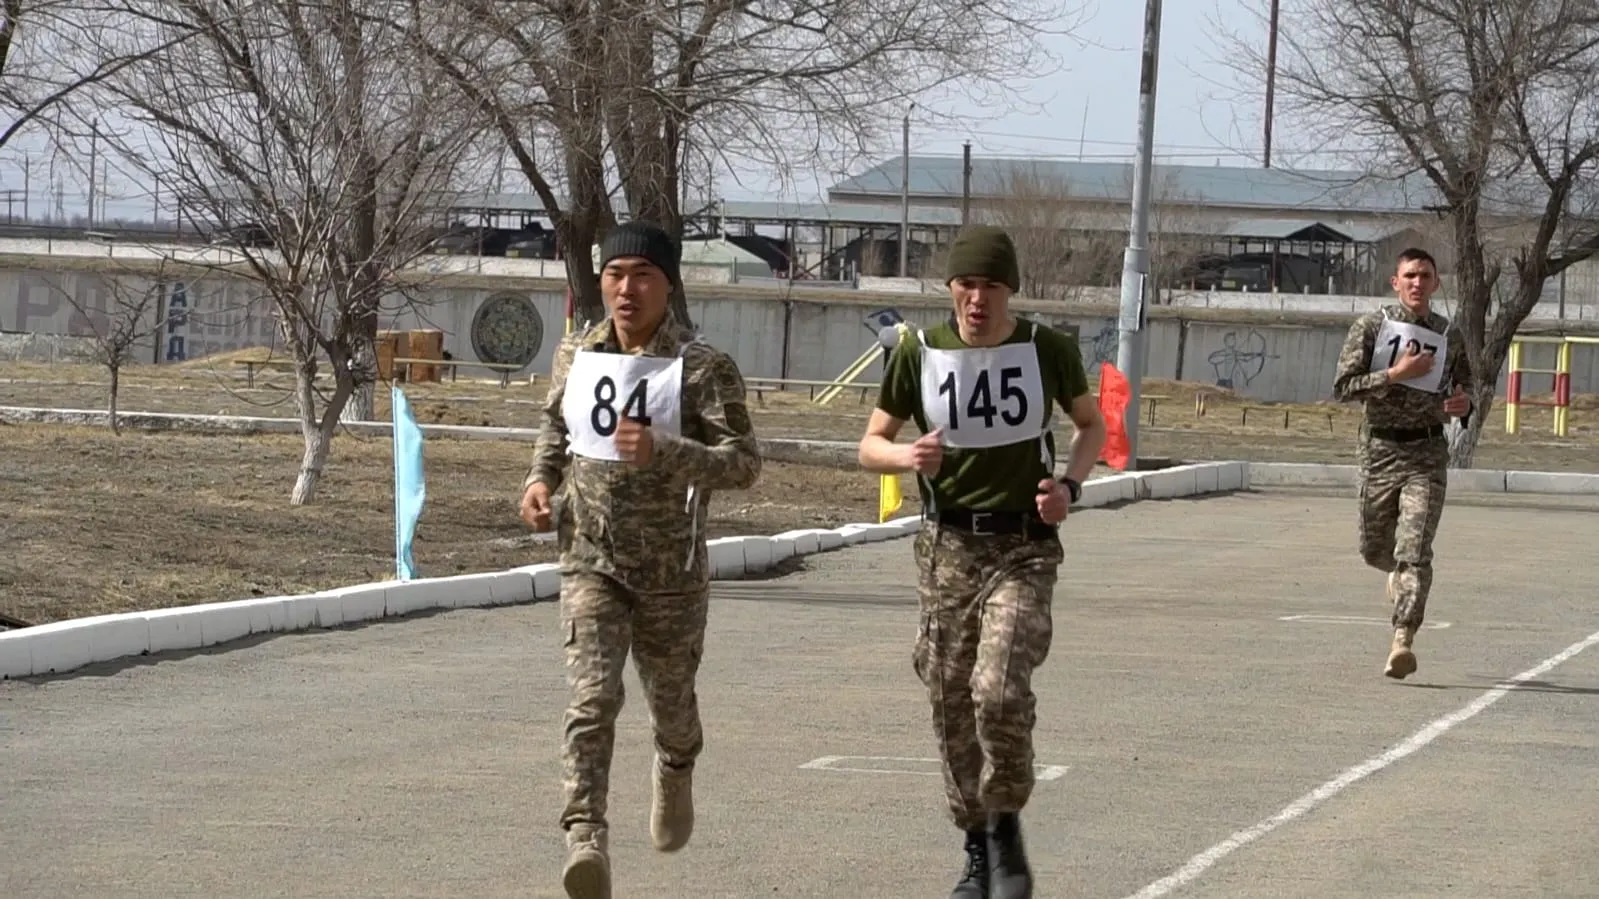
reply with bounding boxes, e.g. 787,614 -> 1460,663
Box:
561,350 -> 685,461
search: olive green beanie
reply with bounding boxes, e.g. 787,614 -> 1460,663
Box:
943,225 -> 1020,291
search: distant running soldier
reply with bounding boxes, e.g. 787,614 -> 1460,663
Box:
519,220 -> 761,899
1332,247 -> 1474,679
857,224 -> 1106,899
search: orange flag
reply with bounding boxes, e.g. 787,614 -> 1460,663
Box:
1097,361 -> 1132,471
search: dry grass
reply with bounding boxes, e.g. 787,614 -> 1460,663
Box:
3,357 -> 1597,625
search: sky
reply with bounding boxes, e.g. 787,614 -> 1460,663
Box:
0,0 -> 1284,223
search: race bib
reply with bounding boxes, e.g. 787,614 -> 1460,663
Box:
561,350 -> 684,460
918,340 -> 1048,449
1371,319 -> 1449,393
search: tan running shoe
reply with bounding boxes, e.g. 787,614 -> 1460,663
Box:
562,826 -> 611,899
1384,627 -> 1417,679
651,756 -> 695,852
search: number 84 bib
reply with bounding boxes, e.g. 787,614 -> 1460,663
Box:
562,350 -> 684,461
917,331 -> 1048,449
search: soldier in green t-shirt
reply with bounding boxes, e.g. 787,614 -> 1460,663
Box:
858,225 -> 1106,899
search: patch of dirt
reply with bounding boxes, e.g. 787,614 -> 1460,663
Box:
0,425 -> 880,625
4,359 -> 1598,624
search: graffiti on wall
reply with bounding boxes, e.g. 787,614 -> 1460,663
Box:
1084,318 -> 1117,366
1206,328 -> 1278,389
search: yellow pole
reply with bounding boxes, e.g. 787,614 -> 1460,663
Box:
1505,340 -> 1522,434
1555,340 -> 1572,438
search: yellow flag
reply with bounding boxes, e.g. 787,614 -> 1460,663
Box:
878,472 -> 903,523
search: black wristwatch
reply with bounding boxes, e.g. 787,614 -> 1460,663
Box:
1059,476 -> 1081,503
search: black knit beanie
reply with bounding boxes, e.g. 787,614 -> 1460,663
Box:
944,225 -> 1020,291
600,220 -> 681,287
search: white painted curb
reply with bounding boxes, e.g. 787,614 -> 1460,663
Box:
0,460 -> 1253,680
1245,462 -> 1599,495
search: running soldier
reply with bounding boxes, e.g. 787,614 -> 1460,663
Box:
857,225 -> 1106,899
1332,247 -> 1474,679
519,220 -> 761,899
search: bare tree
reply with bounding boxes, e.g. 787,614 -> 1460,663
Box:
979,166 -> 1076,299
39,262 -> 189,433
86,0 -> 484,504
1,2 -> 195,153
1213,1 -> 1599,466
419,0 -> 1090,327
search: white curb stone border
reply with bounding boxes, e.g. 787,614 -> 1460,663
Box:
7,458 -> 1599,680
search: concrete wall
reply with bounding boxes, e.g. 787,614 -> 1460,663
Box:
4,264 -> 1597,405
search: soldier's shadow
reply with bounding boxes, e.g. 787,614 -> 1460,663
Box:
1397,678 -> 1599,696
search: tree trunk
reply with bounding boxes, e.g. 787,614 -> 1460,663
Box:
107,365 -> 121,435
563,244 -> 605,326
290,362 -> 354,505
1447,379 -> 1499,469
340,381 -> 375,422
667,283 -> 694,331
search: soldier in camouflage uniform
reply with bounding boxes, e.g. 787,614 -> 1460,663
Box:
858,225 -> 1106,899
519,220 -> 761,899
1332,247 -> 1474,679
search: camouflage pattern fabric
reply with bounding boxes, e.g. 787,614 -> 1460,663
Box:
911,521 -> 1063,832
1332,304 -> 1474,430
523,315 -> 756,838
1357,439 -> 1447,629
557,573 -> 710,833
524,316 -> 761,594
1333,304 -> 1477,629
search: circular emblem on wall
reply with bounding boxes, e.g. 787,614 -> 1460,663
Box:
470,292 -> 544,367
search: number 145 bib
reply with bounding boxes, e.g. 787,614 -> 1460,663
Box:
918,341 -> 1048,449
561,350 -> 684,461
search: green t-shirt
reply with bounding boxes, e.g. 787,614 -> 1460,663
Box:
875,317 -> 1091,512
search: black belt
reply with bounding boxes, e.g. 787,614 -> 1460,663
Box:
1369,424 -> 1444,442
935,509 -> 1057,540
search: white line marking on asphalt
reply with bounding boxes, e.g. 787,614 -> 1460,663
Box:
1124,626 -> 1599,899
799,756 -> 1069,781
1278,614 -> 1451,630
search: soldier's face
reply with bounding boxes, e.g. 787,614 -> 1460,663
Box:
1391,258 -> 1438,311
601,257 -> 670,334
948,276 -> 1012,338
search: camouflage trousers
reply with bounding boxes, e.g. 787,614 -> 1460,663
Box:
912,520 -> 1063,832
558,571 -> 709,833
1357,435 -> 1449,630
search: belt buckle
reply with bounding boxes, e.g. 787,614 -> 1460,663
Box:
967,512 -> 993,536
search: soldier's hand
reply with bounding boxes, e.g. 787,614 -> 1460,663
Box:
1388,343 -> 1435,381
1442,385 -> 1470,416
904,427 -> 944,476
615,418 -> 654,465
1035,478 -> 1069,525
520,481 -> 554,532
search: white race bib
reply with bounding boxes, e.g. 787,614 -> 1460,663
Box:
561,350 -> 684,460
918,339 -> 1048,449
1371,319 -> 1448,394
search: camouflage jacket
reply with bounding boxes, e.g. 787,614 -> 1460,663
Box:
1332,304 -> 1476,432
524,317 -> 761,593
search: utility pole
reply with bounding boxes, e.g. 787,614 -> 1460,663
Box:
961,142 -> 972,225
899,107 -> 912,277
1264,0 -> 1280,168
1116,0 -> 1162,470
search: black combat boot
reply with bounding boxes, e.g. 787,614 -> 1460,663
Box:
949,829 -> 990,898
987,812 -> 1032,899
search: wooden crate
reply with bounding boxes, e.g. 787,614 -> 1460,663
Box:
406,329 -> 445,382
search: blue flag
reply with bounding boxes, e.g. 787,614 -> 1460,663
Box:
391,385 -> 426,581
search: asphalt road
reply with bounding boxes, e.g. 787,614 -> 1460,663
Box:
5,489 -> 1599,899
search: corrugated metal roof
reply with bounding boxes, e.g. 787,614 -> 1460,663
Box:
827,157 -> 1443,215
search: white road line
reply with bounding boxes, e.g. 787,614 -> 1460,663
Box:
1124,626 -> 1599,899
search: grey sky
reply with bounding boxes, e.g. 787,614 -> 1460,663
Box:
2,0 -> 1290,221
